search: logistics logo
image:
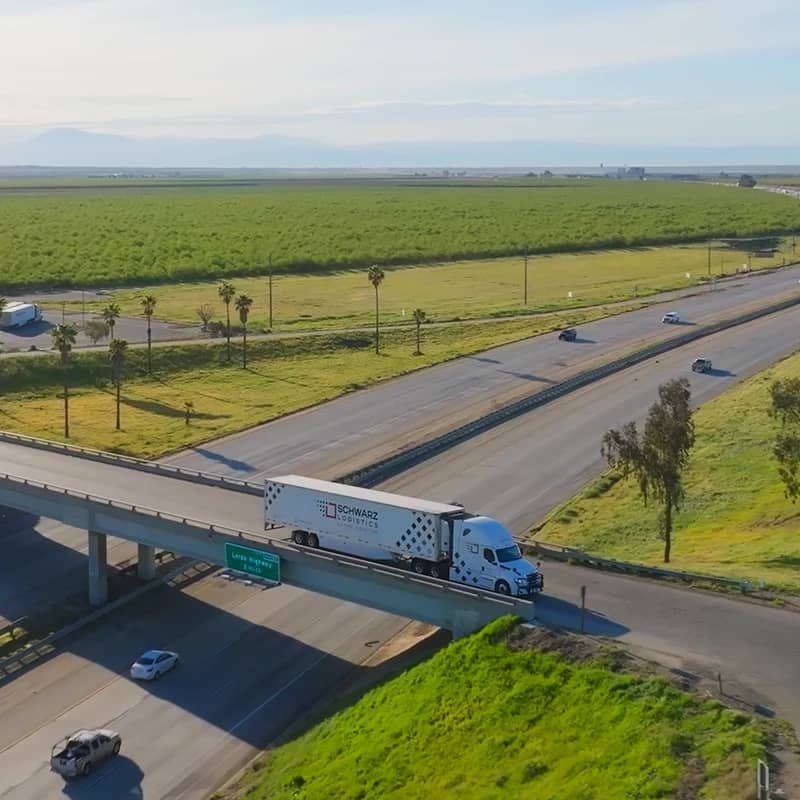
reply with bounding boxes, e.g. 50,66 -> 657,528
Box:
321,500 -> 337,519
316,498 -> 378,529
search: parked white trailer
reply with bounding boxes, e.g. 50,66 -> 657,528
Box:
0,302 -> 43,329
264,474 -> 543,597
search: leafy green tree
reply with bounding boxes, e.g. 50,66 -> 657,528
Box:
769,378 -> 800,501
102,302 -> 121,340
218,281 -> 236,362
109,338 -> 128,431
738,174 -> 757,188
140,295 -> 157,374
50,323 -> 78,438
412,308 -> 427,355
602,378 -> 695,563
84,318 -> 109,345
367,265 -> 385,355
235,293 -> 253,368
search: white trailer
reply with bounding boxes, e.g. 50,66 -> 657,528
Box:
0,302 -> 43,330
264,474 -> 543,598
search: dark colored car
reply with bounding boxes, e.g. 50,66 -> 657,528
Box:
558,328 -> 577,341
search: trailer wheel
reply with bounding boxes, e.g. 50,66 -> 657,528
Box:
411,560 -> 426,575
428,563 -> 443,579
307,533 -> 319,548
292,530 -> 308,546
495,580 -> 511,595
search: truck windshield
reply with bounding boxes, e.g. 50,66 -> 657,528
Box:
496,544 -> 522,563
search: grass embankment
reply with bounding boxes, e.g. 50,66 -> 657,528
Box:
0,307 -> 621,458
1,179 -> 798,290
534,351 -> 800,591
57,240 -> 796,333
229,618 -> 767,800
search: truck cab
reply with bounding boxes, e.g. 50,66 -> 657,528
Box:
449,516 -> 542,597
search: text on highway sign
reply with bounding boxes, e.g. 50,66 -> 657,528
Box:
224,542 -> 281,582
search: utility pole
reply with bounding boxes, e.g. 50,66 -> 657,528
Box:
267,253 -> 273,330
707,239 -> 711,277
81,290 -> 86,327
523,245 -> 528,306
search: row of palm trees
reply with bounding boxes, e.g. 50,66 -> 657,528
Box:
24,263 -> 425,439
367,265 -> 428,356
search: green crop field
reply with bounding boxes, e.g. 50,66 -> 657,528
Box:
54,239 -> 795,332
0,305 -> 625,458
534,349 -> 800,591
227,618 -> 767,800
1,179 -> 798,290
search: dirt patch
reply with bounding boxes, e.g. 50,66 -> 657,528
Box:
674,757 -> 706,800
508,624 -> 634,673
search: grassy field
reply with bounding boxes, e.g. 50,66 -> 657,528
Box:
1,179 -> 798,290
0,306 -> 623,458
228,618 -> 767,800
533,350 -> 800,591
49,239 -> 797,332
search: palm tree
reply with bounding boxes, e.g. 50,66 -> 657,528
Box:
217,281 -> 236,362
51,323 -> 78,437
235,293 -> 253,368
140,295 -> 157,374
367,265 -> 385,355
102,302 -> 121,341
109,338 -> 128,431
412,308 -> 427,355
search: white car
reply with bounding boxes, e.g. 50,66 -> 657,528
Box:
661,311 -> 680,324
130,649 -> 179,680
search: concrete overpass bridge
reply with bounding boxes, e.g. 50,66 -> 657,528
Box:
0,438 -> 533,638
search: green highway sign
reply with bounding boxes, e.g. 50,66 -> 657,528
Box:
224,542 -> 281,583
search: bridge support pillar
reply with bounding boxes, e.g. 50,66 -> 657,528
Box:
137,543 -> 157,581
88,530 -> 108,607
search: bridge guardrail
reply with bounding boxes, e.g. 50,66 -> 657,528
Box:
524,540 -> 752,590
0,430 -> 263,496
0,470 -> 523,610
338,292 -> 800,487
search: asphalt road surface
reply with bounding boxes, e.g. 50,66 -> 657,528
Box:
5,268 -> 800,626
1,305 -> 800,798
0,308 -> 196,353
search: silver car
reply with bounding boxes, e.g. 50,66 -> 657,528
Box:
50,729 -> 121,778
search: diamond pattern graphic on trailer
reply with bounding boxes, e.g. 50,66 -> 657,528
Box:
394,513 -> 437,559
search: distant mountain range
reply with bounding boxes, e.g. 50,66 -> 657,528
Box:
0,128 -> 798,169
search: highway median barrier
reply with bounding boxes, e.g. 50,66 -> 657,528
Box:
337,292 -> 800,487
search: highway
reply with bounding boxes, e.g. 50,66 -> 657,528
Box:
2,288 -> 800,797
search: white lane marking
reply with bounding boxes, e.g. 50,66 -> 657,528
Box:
228,651 -> 329,735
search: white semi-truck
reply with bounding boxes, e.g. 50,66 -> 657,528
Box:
0,302 -> 43,329
264,474 -> 543,598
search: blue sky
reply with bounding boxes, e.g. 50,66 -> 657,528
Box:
0,0 -> 797,150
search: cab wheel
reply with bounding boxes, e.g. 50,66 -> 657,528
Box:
428,563 -> 443,579
307,533 -> 319,548
411,560 -> 426,575
82,761 -> 92,776
495,580 -> 511,595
